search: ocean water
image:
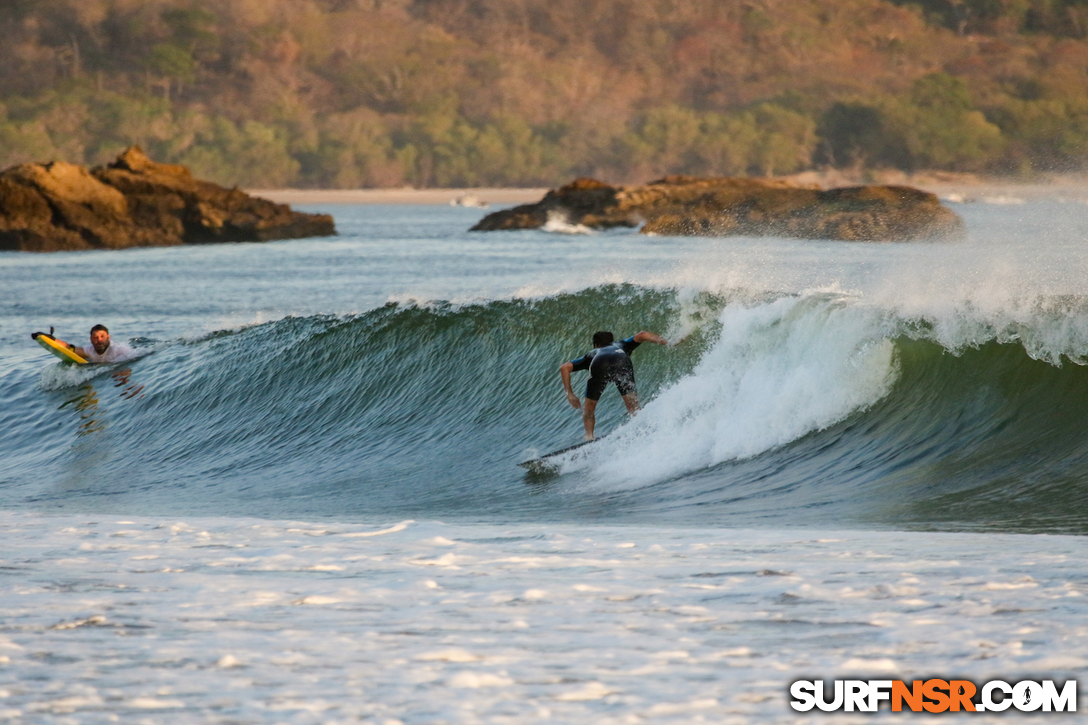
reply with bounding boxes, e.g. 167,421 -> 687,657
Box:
1,198 -> 1087,722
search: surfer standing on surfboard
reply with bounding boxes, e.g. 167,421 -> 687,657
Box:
560,330 -> 669,440
54,324 -> 134,364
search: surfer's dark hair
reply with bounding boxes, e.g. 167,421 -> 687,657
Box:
592,331 -> 614,348
90,324 -> 108,335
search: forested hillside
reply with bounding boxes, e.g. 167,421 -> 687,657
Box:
3,0 -> 1088,187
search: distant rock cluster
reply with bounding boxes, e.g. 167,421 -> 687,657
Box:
0,147 -> 335,252
472,176 -> 965,242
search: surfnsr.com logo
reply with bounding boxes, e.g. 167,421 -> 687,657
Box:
789,679 -> 1078,713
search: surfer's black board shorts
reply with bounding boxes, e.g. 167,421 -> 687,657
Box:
570,338 -> 640,401
585,349 -> 636,400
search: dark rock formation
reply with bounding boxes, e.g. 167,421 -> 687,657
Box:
0,147 -> 335,252
471,178 -> 634,231
472,175 -> 964,242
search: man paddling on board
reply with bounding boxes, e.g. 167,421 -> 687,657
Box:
560,330 -> 668,440
53,324 -> 134,364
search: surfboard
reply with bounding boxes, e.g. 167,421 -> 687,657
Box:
32,331 -> 89,365
518,435 -> 607,473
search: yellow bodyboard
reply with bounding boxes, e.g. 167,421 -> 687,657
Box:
33,332 -> 90,365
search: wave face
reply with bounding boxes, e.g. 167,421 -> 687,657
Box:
4,284 -> 1088,534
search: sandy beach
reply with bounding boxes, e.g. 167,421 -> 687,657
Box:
251,175 -> 1088,207
250,188 -> 549,206
786,169 -> 1088,203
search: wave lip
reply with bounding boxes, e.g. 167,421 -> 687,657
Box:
567,293 -> 899,487
533,287 -> 1088,534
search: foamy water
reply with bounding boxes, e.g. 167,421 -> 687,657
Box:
2,511 -> 1084,723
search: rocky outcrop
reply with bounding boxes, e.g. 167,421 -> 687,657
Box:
470,178 -> 633,231
472,175 -> 964,241
0,147 -> 335,252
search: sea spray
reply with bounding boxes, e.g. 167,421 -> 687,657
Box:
562,293 -> 898,487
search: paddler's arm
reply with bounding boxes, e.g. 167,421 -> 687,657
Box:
559,361 -> 581,410
53,338 -> 88,357
632,331 -> 668,345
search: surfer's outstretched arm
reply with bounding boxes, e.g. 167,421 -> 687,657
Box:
632,331 -> 668,345
559,361 -> 581,410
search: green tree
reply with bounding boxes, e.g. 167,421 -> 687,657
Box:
301,110 -> 400,188
817,101 -> 904,168
745,103 -> 817,176
0,113 -> 60,168
904,73 -> 1005,169
616,105 -> 704,177
989,95 -> 1088,170
698,113 -> 760,176
176,117 -> 299,187
147,43 -> 197,98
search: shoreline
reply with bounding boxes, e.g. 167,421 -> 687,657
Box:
251,176 -> 1088,206
786,169 -> 1088,203
249,188 -> 549,206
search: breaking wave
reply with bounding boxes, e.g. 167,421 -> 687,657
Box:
4,285 -> 1088,534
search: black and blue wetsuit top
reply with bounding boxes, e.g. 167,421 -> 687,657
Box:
569,336 -> 641,401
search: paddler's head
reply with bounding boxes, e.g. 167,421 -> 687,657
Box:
89,324 -> 110,354
592,331 -> 614,348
